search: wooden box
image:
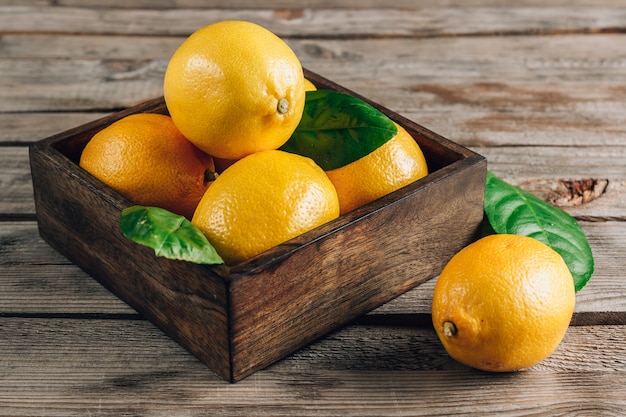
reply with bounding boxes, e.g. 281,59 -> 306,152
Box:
29,70 -> 487,382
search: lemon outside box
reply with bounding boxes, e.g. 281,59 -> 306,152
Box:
28,69 -> 487,382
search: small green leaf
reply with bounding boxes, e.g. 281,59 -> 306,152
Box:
484,171 -> 594,292
120,205 -> 223,265
280,89 -> 398,170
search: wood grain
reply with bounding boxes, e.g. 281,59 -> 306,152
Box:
6,147 -> 625,219
2,5 -> 626,37
1,318 -> 626,416
2,0 -> 626,412
50,0 -> 626,8
4,220 -> 626,320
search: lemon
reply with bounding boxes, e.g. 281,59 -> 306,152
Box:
325,123 -> 428,214
432,234 -> 576,372
79,113 -> 215,220
304,78 -> 317,91
164,20 -> 306,160
192,150 -> 339,265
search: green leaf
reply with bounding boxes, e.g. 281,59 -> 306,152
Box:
484,171 -> 594,292
280,89 -> 398,170
120,205 -> 223,265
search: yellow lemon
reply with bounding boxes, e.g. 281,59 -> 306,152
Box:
432,234 -> 576,372
325,123 -> 428,215
304,78 -> 317,91
164,20 -> 306,160
192,150 -> 339,265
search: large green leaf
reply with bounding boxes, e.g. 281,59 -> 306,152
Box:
484,171 -> 594,292
280,89 -> 397,170
120,205 -> 223,265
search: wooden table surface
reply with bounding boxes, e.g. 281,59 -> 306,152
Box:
2,1 -> 626,415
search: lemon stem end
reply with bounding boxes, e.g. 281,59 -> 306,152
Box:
277,98 -> 289,114
204,169 -> 219,183
443,321 -> 457,337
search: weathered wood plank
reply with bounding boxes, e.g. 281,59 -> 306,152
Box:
3,34 -> 626,135
0,34 -> 181,60
0,59 -> 165,112
0,318 -> 625,416
0,112 -> 110,144
482,146 -> 626,179
0,265 -> 135,315
0,221 -> 135,314
0,0 -> 49,5
2,6 -> 626,38
2,220 -> 625,318
0,147 -> 33,214
1,0 -> 624,412
4,144 -> 625,218
371,221 -> 626,323
53,0 -> 626,8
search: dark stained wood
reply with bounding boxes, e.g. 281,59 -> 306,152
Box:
29,129 -> 234,381
28,71 -> 486,381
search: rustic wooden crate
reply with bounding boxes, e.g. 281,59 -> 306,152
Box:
29,70 -> 487,382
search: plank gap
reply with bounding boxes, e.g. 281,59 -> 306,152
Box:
0,107 -> 129,115
0,312 -> 142,320
0,213 -> 37,221
356,311 -> 626,327
2,27 -> 626,41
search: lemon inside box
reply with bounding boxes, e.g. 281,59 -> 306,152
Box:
29,69 -> 486,382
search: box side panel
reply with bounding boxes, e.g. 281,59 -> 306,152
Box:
29,144 -> 232,380
229,157 -> 487,381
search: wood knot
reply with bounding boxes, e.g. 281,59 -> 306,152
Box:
273,9 -> 305,20
514,178 -> 608,207
547,179 -> 609,207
